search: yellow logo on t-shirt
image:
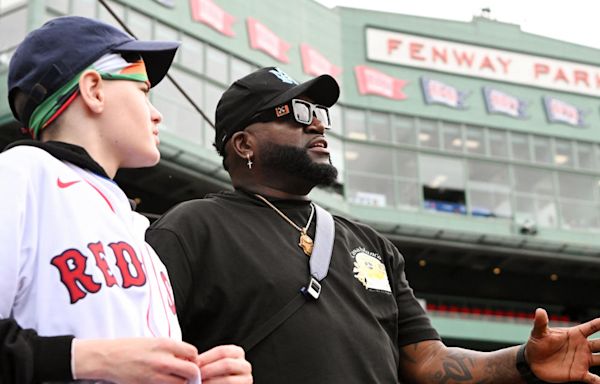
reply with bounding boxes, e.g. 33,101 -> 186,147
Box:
351,248 -> 392,293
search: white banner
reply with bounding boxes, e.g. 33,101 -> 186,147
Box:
366,28 -> 600,97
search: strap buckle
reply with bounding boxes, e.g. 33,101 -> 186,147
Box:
301,277 -> 321,300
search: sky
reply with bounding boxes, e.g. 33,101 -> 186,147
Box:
314,0 -> 600,50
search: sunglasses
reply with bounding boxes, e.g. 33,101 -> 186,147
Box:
248,99 -> 332,129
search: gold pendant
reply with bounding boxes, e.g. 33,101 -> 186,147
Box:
299,231 -> 314,257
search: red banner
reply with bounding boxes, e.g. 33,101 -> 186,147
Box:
300,43 -> 341,78
354,65 -> 407,100
246,17 -> 290,63
190,0 -> 235,37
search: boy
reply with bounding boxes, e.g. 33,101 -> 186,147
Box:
0,16 -> 250,383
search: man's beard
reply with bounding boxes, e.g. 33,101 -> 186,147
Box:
259,142 -> 338,186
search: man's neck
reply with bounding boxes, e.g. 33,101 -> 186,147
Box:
235,183 -> 311,200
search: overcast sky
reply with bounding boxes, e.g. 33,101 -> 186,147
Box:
314,0 -> 600,49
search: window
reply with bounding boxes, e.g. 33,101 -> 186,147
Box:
0,7 -> 27,52
396,150 -> 417,179
468,161 -> 511,218
396,180 -> 420,209
418,119 -> 439,149
97,0 -> 124,27
557,173 -> 600,231
513,166 -> 557,227
441,122 -> 462,152
0,48 -> 14,72
559,202 -> 600,230
510,132 -> 530,162
344,108 -> 367,140
465,126 -> 485,155
344,142 -> 393,176
396,150 -> 419,209
46,0 -> 69,14
489,129 -> 508,158
347,174 -> 395,207
577,142 -> 595,170
513,166 -> 554,196
533,136 -> 551,164
206,45 -> 228,84
180,34 -> 204,73
420,155 -> 466,214
152,68 -> 204,145
392,114 -> 416,145
557,173 -> 595,201
72,0 -> 96,18
515,195 -> 557,228
230,57 -> 254,84
154,22 -> 178,41
128,10 -> 152,40
554,139 -> 574,168
368,111 -> 390,142
204,82 -> 225,149
328,104 -> 343,136
327,135 -> 344,183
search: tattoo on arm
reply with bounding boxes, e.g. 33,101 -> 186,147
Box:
399,344 -> 418,365
430,351 -> 489,384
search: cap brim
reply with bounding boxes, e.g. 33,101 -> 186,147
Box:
114,40 -> 180,87
264,74 -> 340,110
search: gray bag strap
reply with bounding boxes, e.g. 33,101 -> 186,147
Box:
240,203 -> 335,352
301,204 -> 335,299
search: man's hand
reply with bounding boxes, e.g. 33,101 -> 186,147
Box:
197,345 -> 252,384
73,337 -> 201,384
527,308 -> 600,383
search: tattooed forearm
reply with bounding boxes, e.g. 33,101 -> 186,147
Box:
399,343 -> 418,364
429,351 -> 480,383
426,347 -> 519,384
398,342 -> 521,384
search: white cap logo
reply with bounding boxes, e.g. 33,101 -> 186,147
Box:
269,67 -> 298,85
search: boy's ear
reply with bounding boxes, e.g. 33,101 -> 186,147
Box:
78,70 -> 105,114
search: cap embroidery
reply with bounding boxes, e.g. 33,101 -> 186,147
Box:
275,105 -> 290,117
269,68 -> 298,85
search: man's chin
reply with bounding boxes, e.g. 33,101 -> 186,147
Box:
310,163 -> 339,186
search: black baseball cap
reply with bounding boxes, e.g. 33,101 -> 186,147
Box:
214,67 -> 340,155
8,16 -> 180,127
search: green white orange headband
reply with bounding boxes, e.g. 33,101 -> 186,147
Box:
27,52 -> 150,139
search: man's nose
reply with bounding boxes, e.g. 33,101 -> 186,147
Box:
304,114 -> 326,134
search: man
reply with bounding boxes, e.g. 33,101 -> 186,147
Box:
0,16 -> 251,383
147,66 -> 600,383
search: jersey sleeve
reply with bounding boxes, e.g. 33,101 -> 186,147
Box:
146,225 -> 194,319
383,237 -> 441,347
0,149 -> 74,382
0,318 -> 74,383
0,153 -> 28,318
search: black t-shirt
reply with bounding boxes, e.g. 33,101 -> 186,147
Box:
146,190 -> 439,384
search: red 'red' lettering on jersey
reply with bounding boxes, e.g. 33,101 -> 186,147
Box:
110,242 -> 147,288
88,242 -> 117,287
51,249 -> 102,304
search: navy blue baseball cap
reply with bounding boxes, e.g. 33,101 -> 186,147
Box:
214,67 -> 340,155
8,16 -> 180,127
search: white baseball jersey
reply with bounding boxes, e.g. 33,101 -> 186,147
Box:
0,145 -> 181,340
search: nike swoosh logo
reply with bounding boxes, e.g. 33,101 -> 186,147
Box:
57,178 -> 81,188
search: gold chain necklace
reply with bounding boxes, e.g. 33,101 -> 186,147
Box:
254,194 -> 315,256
